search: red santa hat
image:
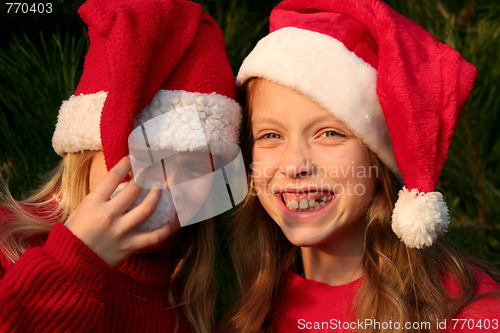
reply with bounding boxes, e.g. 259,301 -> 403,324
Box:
52,0 -> 240,170
237,0 -> 477,249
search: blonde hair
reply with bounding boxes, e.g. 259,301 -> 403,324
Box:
0,151 -> 93,262
0,151 -> 215,333
217,79 -> 499,333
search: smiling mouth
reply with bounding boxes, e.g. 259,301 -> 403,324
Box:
280,191 -> 334,212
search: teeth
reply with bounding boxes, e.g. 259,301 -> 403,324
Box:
284,194 -> 333,211
299,199 -> 308,209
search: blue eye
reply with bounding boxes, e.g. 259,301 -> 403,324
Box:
322,130 -> 345,138
263,133 -> 282,139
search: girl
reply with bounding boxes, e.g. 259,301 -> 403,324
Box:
220,0 -> 500,332
0,0 -> 241,332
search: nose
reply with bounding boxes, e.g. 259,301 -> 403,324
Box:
279,141 -> 314,179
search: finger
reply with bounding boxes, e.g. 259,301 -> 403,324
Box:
129,222 -> 177,251
93,156 -> 132,201
109,178 -> 144,215
120,185 -> 163,231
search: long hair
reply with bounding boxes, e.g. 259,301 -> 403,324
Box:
0,151 -> 215,333
169,219 -> 216,333
217,79 -> 499,333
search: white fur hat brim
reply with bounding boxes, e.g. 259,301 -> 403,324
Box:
52,89 -> 241,157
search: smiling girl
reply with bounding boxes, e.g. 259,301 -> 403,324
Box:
218,0 -> 500,332
250,79 -> 376,286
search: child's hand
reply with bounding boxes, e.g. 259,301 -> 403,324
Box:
64,156 -> 177,268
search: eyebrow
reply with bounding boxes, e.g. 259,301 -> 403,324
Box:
252,114 -> 347,129
251,116 -> 281,125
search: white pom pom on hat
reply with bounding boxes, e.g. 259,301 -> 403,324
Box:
237,0 -> 477,248
392,188 -> 450,249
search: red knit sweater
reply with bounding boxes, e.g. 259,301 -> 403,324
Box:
0,209 -> 190,332
273,269 -> 500,332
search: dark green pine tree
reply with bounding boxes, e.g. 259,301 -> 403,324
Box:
0,0 -> 87,198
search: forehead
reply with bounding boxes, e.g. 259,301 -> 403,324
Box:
248,79 -> 346,127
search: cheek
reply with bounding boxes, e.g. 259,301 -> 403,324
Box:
317,145 -> 372,176
350,148 -> 376,187
251,150 -> 276,188
190,175 -> 213,203
250,166 -> 268,197
339,149 -> 377,204
251,147 -> 268,166
316,146 -> 376,198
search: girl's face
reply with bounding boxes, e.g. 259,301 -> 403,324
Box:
250,79 -> 376,251
89,150 -> 214,227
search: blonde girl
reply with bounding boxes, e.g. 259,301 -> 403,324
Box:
0,0 -> 241,332
219,0 -> 500,332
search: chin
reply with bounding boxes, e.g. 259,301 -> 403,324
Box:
280,226 -> 327,248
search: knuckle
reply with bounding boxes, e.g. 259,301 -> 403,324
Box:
148,233 -> 161,247
120,241 -> 133,253
129,184 -> 143,196
106,170 -> 123,183
110,226 -> 125,239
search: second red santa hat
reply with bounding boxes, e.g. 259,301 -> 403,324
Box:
237,0 -> 477,248
52,0 -> 240,170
